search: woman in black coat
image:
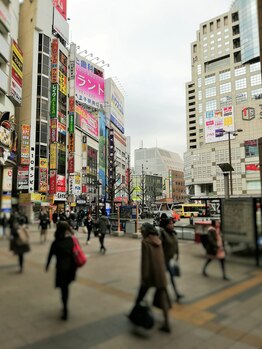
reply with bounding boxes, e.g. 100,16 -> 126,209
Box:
46,221 -> 76,320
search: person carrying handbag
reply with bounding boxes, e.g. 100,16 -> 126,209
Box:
84,213 -> 93,244
159,217 -> 184,302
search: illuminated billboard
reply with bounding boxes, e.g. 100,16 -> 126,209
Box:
205,106 -> 235,144
75,103 -> 98,138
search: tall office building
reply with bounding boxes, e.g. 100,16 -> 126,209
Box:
185,0 -> 262,198
17,0 -> 69,220
0,0 -> 20,215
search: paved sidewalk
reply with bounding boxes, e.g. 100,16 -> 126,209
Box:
0,225 -> 262,349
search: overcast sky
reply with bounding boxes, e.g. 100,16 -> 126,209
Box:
68,0 -> 231,163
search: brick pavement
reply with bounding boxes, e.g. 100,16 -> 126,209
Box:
0,224 -> 262,349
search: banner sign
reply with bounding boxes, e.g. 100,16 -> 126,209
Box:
68,175 -> 74,194
245,163 -> 260,173
28,146 -> 35,193
205,106 -> 234,144
68,113 -> 74,132
68,133 -> 75,152
49,170 -> 57,194
75,64 -> 104,106
17,166 -> 29,190
50,143 -> 57,169
21,124 -> 30,165
75,104 -> 98,138
58,121 -> 66,135
50,119 -> 57,142
39,158 -> 48,192
52,0 -> 67,20
57,174 -> 66,192
68,152 -> 74,173
9,40 -> 23,105
51,38 -> 58,83
74,173 -> 81,195
59,70 -> 67,95
69,96 -> 74,112
50,84 -> 58,118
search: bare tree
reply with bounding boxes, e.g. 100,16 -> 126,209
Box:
123,154 -> 135,205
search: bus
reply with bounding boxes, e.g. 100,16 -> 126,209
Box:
172,203 -> 206,218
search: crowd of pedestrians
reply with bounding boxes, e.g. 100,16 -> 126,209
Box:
2,207 -> 229,333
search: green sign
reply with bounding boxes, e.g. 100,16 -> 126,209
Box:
50,84 -> 58,118
68,112 -> 74,133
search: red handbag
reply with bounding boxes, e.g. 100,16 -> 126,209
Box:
72,235 -> 87,267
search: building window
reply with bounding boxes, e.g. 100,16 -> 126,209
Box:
224,16 -> 228,26
40,122 -> 48,144
206,99 -> 217,111
197,64 -> 202,75
198,103 -> 202,113
234,66 -> 246,77
217,37 -> 221,41
219,70 -> 231,81
244,140 -> 258,157
251,88 -> 262,100
205,86 -> 216,98
236,92 -> 247,104
198,115 -> 203,126
205,75 -> 216,85
198,90 -> 202,100
217,19 -> 221,28
250,74 -> 261,87
220,96 -> 232,108
210,40 -> 214,44
235,78 -> 246,90
203,25 -> 207,34
197,77 -> 202,87
250,62 -> 260,73
220,82 -> 231,94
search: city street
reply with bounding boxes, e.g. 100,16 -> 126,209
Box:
0,225 -> 262,349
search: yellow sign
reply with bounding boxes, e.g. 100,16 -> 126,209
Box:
59,70 -> 67,95
50,144 -> 57,169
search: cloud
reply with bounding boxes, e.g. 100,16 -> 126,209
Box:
68,0 -> 231,161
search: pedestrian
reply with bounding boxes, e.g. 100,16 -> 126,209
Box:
132,222 -> 172,332
202,220 -> 230,280
189,213 -> 194,225
95,209 -> 110,253
45,221 -> 77,321
84,212 -> 93,244
39,210 -> 51,243
52,210 -> 58,225
10,216 -> 30,273
159,217 -> 184,302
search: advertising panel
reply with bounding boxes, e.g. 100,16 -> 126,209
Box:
52,0 -> 67,19
57,175 -> 66,192
21,124 -> 30,165
68,175 -> 74,194
68,133 -> 75,152
69,96 -> 74,112
74,173 -> 81,195
68,113 -> 74,132
50,84 -> 58,118
68,152 -> 74,173
49,170 -> 57,194
245,164 -> 260,173
39,158 -> 48,193
205,106 -> 234,144
99,112 -> 106,196
50,143 -> 57,169
58,111 -> 66,125
53,7 -> 69,43
75,63 -> 104,107
17,166 -> 29,190
50,119 -> 57,142
110,81 -> 125,133
28,146 -> 35,193
59,70 -> 67,95
51,38 -> 58,83
75,104 -> 98,138
58,121 -> 66,135
2,168 -> 12,192
9,40 -> 23,105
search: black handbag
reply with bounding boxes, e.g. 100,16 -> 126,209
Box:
128,303 -> 154,329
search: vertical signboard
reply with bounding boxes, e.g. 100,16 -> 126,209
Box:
28,146 -> 35,193
50,119 -> 57,142
68,152 -> 74,173
50,143 -> 57,169
21,124 -> 30,165
39,158 -> 48,192
49,170 -> 57,194
17,166 -> 29,190
51,38 -> 58,84
50,84 -> 58,118
9,39 -> 23,105
99,111 -> 106,196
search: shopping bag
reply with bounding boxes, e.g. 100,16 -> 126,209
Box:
169,259 -> 181,277
128,303 -> 154,329
72,235 -> 87,267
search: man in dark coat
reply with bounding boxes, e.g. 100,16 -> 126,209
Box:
96,210 -> 110,253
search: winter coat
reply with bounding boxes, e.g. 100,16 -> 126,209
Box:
10,223 -> 30,255
46,236 -> 76,288
96,215 -> 110,235
206,226 -> 218,257
39,214 -> 50,230
159,227 -> 179,265
141,235 -> 167,288
84,217 -> 93,230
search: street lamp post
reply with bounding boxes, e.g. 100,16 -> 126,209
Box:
222,129 -> 243,196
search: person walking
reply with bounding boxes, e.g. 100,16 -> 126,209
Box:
84,213 -> 93,244
132,223 -> 172,333
45,221 -> 77,321
96,209 -> 110,253
159,217 -> 184,302
202,220 -> 230,280
39,211 -> 51,243
52,210 -> 58,226
10,216 -> 30,273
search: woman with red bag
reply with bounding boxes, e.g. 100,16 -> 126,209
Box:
46,221 -> 77,320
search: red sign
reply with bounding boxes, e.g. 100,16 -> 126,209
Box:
57,175 -> 66,192
68,152 -> 74,173
246,164 -> 260,172
52,0 -> 67,19
51,38 -> 58,83
49,170 -> 57,194
69,96 -> 74,112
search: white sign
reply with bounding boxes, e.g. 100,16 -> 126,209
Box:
2,168 -> 12,192
28,147 -> 35,193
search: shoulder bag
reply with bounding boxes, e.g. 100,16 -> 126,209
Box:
72,235 -> 87,267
